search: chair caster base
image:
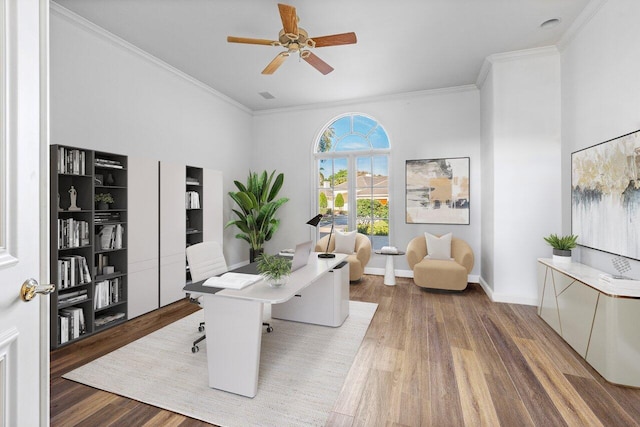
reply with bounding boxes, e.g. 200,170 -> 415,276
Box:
192,345 -> 199,353
198,326 -> 205,332
266,326 -> 273,333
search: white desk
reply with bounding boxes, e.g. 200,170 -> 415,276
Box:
186,253 -> 349,397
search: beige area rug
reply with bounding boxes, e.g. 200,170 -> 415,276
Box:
64,301 -> 377,427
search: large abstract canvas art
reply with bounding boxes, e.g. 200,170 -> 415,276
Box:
406,157 -> 470,224
572,130 -> 640,260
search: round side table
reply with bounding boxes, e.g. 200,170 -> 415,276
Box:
375,250 -> 405,286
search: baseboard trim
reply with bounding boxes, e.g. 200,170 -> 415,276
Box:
478,277 -> 538,306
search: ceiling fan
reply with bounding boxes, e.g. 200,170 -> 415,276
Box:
227,3 -> 357,75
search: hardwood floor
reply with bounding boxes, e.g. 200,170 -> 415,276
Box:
50,275 -> 640,426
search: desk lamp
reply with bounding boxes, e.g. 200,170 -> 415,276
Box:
306,214 -> 336,258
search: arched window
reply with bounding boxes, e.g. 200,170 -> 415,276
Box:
314,113 -> 390,250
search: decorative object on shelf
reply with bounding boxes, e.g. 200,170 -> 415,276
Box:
106,173 -> 115,186
226,170 -> 289,262
306,213 -> 335,258
94,174 -> 103,186
612,256 -> 632,279
95,193 -> 114,210
68,186 -> 81,211
543,233 -> 578,263
572,129 -> 640,260
256,253 -> 291,288
405,157 -> 470,225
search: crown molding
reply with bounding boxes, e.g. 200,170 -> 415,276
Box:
253,84 -> 478,117
50,2 -> 252,115
557,0 -> 608,52
476,46 -> 560,88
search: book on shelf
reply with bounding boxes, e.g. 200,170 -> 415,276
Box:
58,218 -> 90,249
58,307 -> 85,343
58,289 -> 88,305
94,212 -> 121,223
97,224 -> 124,250
57,255 -> 91,289
57,147 -> 86,175
95,158 -> 123,169
185,191 -> 201,209
94,312 -> 125,327
94,277 -> 123,310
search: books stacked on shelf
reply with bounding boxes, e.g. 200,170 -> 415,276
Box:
186,191 -> 200,209
57,147 -> 86,175
95,312 -> 125,328
95,158 -> 123,169
57,255 -> 91,289
94,211 -> 121,224
58,289 -> 88,305
97,224 -> 124,250
94,277 -> 123,310
186,176 -> 200,185
58,307 -> 86,344
58,218 -> 90,249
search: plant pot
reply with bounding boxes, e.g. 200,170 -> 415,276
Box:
97,202 -> 109,210
250,248 -> 264,263
266,275 -> 289,288
552,248 -> 572,263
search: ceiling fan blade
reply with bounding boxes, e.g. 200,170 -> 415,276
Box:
303,52 -> 334,75
278,3 -> 298,37
227,36 -> 278,46
262,52 -> 289,75
311,32 -> 357,47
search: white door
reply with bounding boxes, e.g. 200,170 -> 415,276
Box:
0,0 -> 49,426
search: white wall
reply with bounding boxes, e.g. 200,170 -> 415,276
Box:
50,5 -> 253,266
250,88 -> 482,276
478,48 -> 562,304
560,0 -> 640,276
480,70 -> 495,290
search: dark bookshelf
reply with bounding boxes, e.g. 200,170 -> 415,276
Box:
50,145 -> 128,349
185,166 -> 203,283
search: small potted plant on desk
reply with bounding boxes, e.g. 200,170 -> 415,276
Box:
95,193 -> 114,210
257,254 -> 291,288
543,233 -> 578,263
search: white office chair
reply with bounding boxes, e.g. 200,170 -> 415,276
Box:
185,241 -> 272,353
186,241 -> 227,353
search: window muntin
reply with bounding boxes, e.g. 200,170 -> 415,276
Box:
315,114 -> 390,250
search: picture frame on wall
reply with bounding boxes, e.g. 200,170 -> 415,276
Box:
405,157 -> 470,224
572,129 -> 640,260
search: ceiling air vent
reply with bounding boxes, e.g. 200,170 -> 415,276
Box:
259,91 -> 275,100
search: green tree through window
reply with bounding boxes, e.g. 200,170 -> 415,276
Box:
314,114 -> 390,250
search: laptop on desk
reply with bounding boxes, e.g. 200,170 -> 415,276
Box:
290,240 -> 313,272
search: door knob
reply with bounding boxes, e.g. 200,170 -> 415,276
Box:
20,278 -> 55,302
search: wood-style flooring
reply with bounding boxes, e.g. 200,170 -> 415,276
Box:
50,275 -> 640,426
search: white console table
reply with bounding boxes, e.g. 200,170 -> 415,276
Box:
537,258 -> 640,387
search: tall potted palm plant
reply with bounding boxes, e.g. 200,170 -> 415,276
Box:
226,170 -> 289,262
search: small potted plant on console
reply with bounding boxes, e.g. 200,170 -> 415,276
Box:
543,233 -> 578,263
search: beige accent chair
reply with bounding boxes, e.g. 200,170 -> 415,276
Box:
406,235 -> 474,291
315,233 -> 371,281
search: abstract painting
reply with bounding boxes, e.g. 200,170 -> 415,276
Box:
406,157 -> 470,224
572,130 -> 640,260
